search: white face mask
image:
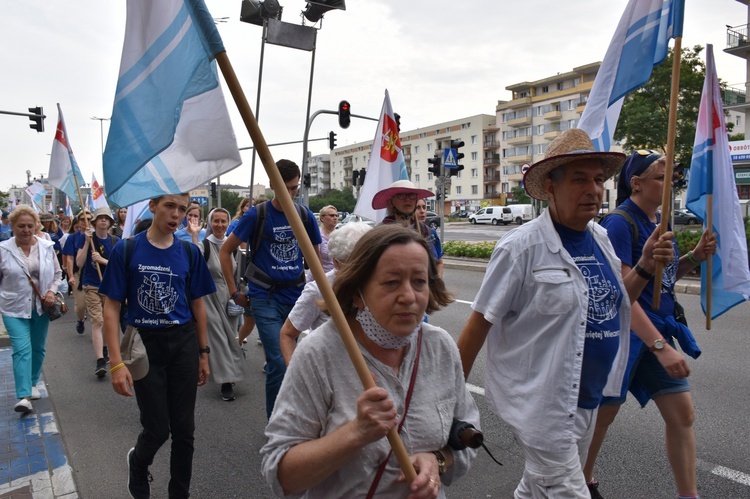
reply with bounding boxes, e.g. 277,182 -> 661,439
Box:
356,294 -> 420,350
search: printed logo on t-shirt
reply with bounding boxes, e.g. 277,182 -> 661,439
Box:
137,264 -> 179,316
661,256 -> 679,291
571,255 -> 621,327
269,225 -> 299,266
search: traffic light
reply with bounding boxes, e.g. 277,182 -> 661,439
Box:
358,168 -> 366,185
303,0 -> 346,23
338,100 -> 351,129
427,153 -> 442,178
28,107 -> 44,133
450,139 -> 465,177
394,113 -> 401,133
328,131 -> 337,150
672,162 -> 687,190
303,173 -> 311,188
352,170 -> 359,186
210,182 -> 217,198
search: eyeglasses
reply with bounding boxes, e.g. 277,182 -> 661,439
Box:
395,193 -> 418,201
321,214 -> 337,217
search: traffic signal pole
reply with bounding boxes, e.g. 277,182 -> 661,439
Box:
0,108 -> 46,132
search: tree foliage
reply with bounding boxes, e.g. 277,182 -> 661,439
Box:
508,185 -> 531,205
614,45 -> 708,167
308,189 -> 356,213
213,190 -> 242,218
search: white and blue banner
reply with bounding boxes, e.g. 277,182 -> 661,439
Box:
578,0 -> 684,151
103,0 -> 241,208
47,104 -> 86,202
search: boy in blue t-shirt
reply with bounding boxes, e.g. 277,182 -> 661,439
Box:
219,159 -> 321,419
75,207 -> 119,377
100,193 -> 215,499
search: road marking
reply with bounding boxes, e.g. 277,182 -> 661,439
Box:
698,459 -> 750,487
455,299 -> 473,305
466,383 -> 485,396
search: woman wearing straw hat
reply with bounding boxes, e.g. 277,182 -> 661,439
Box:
372,179 -> 444,276
458,129 -> 678,499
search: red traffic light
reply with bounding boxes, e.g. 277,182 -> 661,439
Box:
338,100 -> 351,129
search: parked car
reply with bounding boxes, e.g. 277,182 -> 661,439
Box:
457,211 -> 470,219
673,209 -> 700,225
469,207 -> 504,225
425,211 -> 441,229
335,214 -> 375,229
506,204 -> 534,225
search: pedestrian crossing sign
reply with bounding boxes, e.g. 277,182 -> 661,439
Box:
444,148 -> 457,168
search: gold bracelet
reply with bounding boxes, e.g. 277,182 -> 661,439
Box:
109,362 -> 126,374
686,250 -> 700,266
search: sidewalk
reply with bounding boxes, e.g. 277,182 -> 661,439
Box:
0,324 -> 77,499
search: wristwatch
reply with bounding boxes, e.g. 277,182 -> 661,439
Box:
432,450 -> 447,476
199,346 -> 211,354
649,338 -> 666,352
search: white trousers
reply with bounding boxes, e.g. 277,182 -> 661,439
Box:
514,407 -> 597,499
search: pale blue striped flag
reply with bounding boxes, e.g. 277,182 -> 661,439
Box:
686,45 -> 750,319
578,0 -> 684,151
103,0 -> 241,207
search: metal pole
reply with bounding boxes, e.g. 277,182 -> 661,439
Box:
248,22 -> 268,202
300,30 -> 318,207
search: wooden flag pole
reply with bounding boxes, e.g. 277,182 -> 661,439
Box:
653,36 -> 683,310
215,51 -> 418,483
705,195 -> 713,329
72,173 -> 102,281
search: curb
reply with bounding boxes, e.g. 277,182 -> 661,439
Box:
442,257 -> 701,295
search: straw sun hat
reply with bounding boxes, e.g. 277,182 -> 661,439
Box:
371,180 -> 434,210
522,129 -> 626,201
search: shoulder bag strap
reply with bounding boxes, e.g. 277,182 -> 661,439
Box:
366,329 -> 423,499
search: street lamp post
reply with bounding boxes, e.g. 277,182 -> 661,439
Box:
90,116 -> 110,167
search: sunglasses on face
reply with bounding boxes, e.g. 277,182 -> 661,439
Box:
395,193 -> 418,201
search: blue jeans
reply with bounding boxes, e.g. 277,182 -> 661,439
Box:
251,297 -> 294,419
3,310 -> 50,399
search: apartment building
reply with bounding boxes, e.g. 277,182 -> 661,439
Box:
305,153 -> 331,197
725,1 -> 750,203
329,114 -> 497,214
495,62 -> 618,212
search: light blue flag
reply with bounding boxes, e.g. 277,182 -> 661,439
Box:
686,45 -> 750,320
104,0 -> 242,208
578,0 -> 684,151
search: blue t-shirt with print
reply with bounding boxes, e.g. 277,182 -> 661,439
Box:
232,201 -> 322,304
99,232 -> 216,328
556,222 -> 623,409
75,233 -> 119,287
602,199 -> 679,319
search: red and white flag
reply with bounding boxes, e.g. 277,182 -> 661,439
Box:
90,173 -> 109,211
353,89 -> 409,222
48,104 -> 86,201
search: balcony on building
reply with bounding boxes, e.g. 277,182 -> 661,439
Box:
485,191 -> 502,199
320,164 -> 330,173
484,171 -> 501,183
723,84 -> 750,112
484,153 -> 500,166
507,134 -> 532,146
484,139 -> 499,149
506,153 -> 532,164
507,115 -> 532,127
725,23 -> 750,55
543,109 -> 563,121
507,173 -> 524,182
506,95 -> 532,109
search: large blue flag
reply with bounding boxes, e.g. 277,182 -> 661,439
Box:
578,0 -> 684,151
686,45 -> 750,319
104,0 -> 241,208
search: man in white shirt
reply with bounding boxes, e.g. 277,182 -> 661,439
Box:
457,129 -> 679,498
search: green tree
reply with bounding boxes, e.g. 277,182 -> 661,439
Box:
508,185 -> 531,205
213,190 -> 242,218
308,189 -> 356,213
614,45 -> 708,167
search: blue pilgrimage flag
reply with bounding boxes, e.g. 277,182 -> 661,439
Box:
578,0 -> 684,151
686,45 -> 750,320
103,0 -> 242,208
47,104 -> 86,201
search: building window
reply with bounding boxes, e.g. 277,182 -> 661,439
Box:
456,186 -> 462,195
471,185 -> 478,195
471,135 -> 478,144
415,159 -> 420,168
427,172 -> 433,181
415,174 -> 420,182
471,152 -> 478,161
557,82 -> 564,91
542,85 -> 549,93
427,144 -> 433,152
471,168 -> 478,178
414,145 -> 420,154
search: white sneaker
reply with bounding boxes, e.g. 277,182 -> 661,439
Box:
30,386 -> 41,400
14,399 -> 32,414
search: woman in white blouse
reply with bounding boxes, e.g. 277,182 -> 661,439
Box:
0,205 -> 62,414
262,225 -> 480,498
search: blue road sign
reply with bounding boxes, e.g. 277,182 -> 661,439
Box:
443,148 -> 457,168
191,196 -> 208,206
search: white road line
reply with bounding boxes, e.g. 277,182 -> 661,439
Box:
702,461 -> 750,487
466,383 -> 485,396
455,299 -> 473,305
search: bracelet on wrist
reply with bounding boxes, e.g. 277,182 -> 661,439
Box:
231,290 -> 241,300
109,362 -> 126,374
634,263 -> 654,280
686,250 -> 700,266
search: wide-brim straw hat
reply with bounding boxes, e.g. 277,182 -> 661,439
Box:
92,206 -> 114,224
39,212 -> 55,222
523,129 -> 626,201
371,180 -> 435,210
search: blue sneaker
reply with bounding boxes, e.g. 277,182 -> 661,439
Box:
76,320 -> 85,334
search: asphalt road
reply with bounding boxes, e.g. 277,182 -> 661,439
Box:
43,268 -> 750,498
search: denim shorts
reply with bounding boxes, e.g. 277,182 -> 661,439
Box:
602,339 -> 690,406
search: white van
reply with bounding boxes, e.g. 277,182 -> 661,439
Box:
469,206 -> 504,225
507,204 -> 534,225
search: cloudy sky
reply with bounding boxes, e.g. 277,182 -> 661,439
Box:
1,0 -> 748,196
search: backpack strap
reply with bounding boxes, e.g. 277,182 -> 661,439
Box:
250,201 -> 269,260
601,208 -> 639,252
202,238 -> 211,262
